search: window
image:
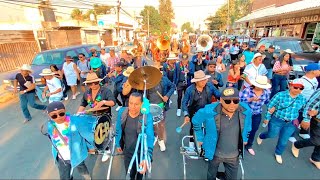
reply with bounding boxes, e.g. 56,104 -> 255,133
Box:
66,50 -> 77,58
32,54 -> 46,65
51,52 -> 64,64
76,48 -> 89,57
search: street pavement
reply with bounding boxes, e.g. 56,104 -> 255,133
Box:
1,68 -> 320,179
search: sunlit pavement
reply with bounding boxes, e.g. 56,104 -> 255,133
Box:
1,62 -> 320,179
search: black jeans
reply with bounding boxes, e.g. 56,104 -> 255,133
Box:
177,83 -> 187,109
124,154 -> 144,180
56,157 -> 91,180
207,156 -> 239,180
114,90 -> 125,106
294,117 -> 320,162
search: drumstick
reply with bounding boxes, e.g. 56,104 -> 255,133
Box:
156,91 -> 164,99
180,121 -> 188,128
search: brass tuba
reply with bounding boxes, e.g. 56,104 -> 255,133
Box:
156,34 -> 170,51
196,34 -> 213,52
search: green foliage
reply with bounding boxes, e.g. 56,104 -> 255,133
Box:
140,6 -> 162,33
70,4 -> 113,24
71,8 -> 83,21
158,0 -> 175,33
181,22 -> 194,33
93,4 -> 113,15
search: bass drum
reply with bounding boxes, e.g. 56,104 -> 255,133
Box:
94,115 -> 112,150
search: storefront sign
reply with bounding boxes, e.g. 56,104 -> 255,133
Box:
256,15 -> 320,27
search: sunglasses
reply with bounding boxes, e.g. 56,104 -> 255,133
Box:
87,81 -> 100,86
293,86 -> 304,90
50,112 -> 66,119
78,56 -> 84,58
223,99 -> 240,104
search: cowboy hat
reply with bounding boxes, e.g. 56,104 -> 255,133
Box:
284,49 -> 294,54
252,53 -> 262,61
191,70 -> 210,83
20,64 -> 33,73
251,76 -> 271,89
83,73 -> 103,84
90,57 -> 102,69
166,52 -> 179,60
123,66 -> 135,77
39,68 -> 55,76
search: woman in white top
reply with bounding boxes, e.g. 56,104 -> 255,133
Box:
215,55 -> 226,73
62,56 -> 80,100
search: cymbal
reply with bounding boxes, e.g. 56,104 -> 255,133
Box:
128,66 -> 162,90
86,106 -> 109,112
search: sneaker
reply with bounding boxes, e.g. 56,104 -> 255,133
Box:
116,106 -> 122,112
174,90 -> 177,95
64,95 -> 68,101
101,149 -> 111,162
299,134 -> 310,139
153,136 -> 158,146
72,95 -> 76,100
310,158 -> 320,169
204,158 -> 209,162
257,134 -> 263,145
289,137 -> 297,143
247,148 -> 255,156
176,109 -> 181,117
23,119 -> 31,124
158,140 -> 166,152
75,91 -> 80,96
275,154 -> 283,164
291,144 -> 299,158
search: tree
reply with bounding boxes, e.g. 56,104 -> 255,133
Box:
93,4 -> 113,15
71,8 -> 84,21
140,6 -> 162,34
158,0 -> 175,33
181,22 -> 194,33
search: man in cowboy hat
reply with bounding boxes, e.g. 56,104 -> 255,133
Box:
239,76 -> 271,155
182,70 -> 221,148
40,68 -> 63,103
90,57 -> 107,85
14,64 -> 47,123
192,87 -> 252,180
77,73 -> 116,162
243,52 -> 268,88
162,52 -> 178,83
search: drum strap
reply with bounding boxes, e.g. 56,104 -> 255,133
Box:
50,121 -> 68,146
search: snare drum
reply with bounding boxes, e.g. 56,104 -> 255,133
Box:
149,104 -> 164,125
94,115 -> 112,150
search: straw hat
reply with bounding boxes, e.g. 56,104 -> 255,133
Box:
250,76 -> 271,89
284,49 -> 294,54
166,52 -> 179,60
191,70 -> 210,83
83,73 -> 102,84
39,68 -> 55,76
123,66 -> 135,77
20,64 -> 33,73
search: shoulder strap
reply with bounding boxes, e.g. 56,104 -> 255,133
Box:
302,77 -> 316,90
50,121 -> 68,146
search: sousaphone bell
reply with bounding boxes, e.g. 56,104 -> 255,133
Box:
156,34 -> 170,51
196,35 -> 213,52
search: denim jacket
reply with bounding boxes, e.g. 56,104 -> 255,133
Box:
174,61 -> 195,86
114,73 -> 125,92
192,102 -> 252,160
47,114 -> 96,171
115,107 -> 154,159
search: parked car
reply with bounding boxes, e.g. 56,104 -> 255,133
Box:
2,44 -> 99,92
236,35 -> 256,46
256,37 -> 320,79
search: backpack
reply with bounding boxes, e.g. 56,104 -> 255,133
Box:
77,60 -> 90,71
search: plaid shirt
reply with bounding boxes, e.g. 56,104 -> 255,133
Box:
266,90 -> 307,121
239,87 -> 270,115
303,89 -> 320,122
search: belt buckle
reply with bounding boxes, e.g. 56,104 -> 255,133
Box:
284,119 -> 290,123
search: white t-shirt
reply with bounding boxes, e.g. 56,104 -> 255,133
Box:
55,123 -> 71,161
243,63 -> 268,87
300,76 -> 318,100
46,77 -> 63,98
100,53 -> 110,66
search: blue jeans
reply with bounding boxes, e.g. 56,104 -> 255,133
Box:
271,74 -> 287,98
19,92 -> 47,120
266,69 -> 273,79
226,82 -> 238,89
246,113 -> 262,149
259,116 -> 296,155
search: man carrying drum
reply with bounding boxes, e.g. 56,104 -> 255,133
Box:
43,101 -> 92,180
115,92 -> 154,180
77,72 -> 116,162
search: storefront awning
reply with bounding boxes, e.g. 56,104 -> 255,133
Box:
236,0 -> 320,23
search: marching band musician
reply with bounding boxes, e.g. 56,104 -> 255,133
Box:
132,55 -> 148,69
147,65 -> 176,152
175,54 -> 195,117
182,70 -> 221,149
115,92 -> 155,180
44,101 -> 92,180
108,62 -> 126,111
204,61 -> 224,89
162,52 -> 178,84
192,87 -> 252,180
77,73 -> 116,162
192,50 -> 208,71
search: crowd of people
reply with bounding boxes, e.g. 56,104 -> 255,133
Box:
12,34 -> 320,180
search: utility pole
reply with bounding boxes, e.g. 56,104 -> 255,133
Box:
147,9 -> 150,37
227,0 -> 230,35
117,0 -> 120,40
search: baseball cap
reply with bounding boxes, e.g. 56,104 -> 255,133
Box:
47,101 -> 65,114
221,87 -> 239,99
259,44 -> 265,48
304,63 -> 320,72
207,60 -> 216,66
289,79 -> 304,87
269,45 -> 275,49
115,61 -> 125,67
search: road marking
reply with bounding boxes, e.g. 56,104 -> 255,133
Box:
0,122 -> 8,129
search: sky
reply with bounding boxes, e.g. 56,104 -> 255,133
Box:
0,0 -> 227,29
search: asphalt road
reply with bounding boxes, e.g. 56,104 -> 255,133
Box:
1,67 -> 320,179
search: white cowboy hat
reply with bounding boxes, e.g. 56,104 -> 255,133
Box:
252,52 -> 262,60
166,52 -> 179,60
39,68 -> 55,76
284,49 -> 295,54
83,73 -> 103,84
191,70 -> 210,83
251,76 -> 271,89
123,66 -> 135,77
20,64 -> 33,73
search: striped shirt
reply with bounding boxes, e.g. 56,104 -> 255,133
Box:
303,89 -> 320,122
266,90 -> 307,121
239,87 -> 270,115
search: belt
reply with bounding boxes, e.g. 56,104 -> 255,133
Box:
275,115 -> 290,123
